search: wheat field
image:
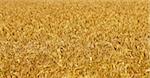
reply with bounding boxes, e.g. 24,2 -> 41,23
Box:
0,0 -> 150,78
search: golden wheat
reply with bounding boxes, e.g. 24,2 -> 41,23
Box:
0,0 -> 149,78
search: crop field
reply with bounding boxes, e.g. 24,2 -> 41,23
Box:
0,0 -> 149,78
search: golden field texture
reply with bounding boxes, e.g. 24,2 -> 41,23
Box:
0,0 -> 150,78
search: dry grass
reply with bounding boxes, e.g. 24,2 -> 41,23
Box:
0,0 -> 150,78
